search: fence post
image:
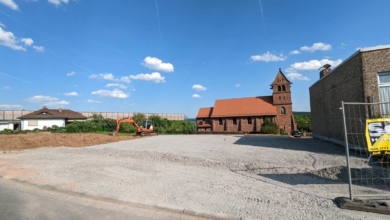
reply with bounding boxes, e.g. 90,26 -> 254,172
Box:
341,101 -> 353,200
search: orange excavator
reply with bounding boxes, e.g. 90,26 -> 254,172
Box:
111,118 -> 158,136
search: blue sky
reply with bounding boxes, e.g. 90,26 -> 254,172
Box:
0,0 -> 389,118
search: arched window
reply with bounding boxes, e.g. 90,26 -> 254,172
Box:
281,107 -> 286,115
282,85 -> 286,91
278,86 -> 281,91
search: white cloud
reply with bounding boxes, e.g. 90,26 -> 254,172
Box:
86,99 -> 101,103
3,86 -> 11,89
0,22 -> 5,28
129,72 -> 165,83
64,92 -> 78,96
250,51 -> 286,62
26,95 -> 58,103
289,50 -> 301,55
0,0 -> 19,10
32,45 -> 44,52
20,38 -> 34,46
142,56 -> 174,72
89,73 -> 131,84
286,73 -> 310,81
91,89 -> 129,99
0,104 -> 23,109
0,27 -> 26,51
66,71 -> 75,76
45,100 -> 69,107
192,94 -> 201,98
89,73 -> 115,80
192,84 -> 206,91
105,83 -> 127,89
119,76 -> 131,83
300,42 -> 331,53
48,0 -> 70,6
290,59 -> 342,71
235,84 -> 240,88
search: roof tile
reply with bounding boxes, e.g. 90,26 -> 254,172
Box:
210,96 -> 276,117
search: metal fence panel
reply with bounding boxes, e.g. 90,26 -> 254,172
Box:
342,101 -> 390,200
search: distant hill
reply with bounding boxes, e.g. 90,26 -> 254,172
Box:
293,111 -> 311,116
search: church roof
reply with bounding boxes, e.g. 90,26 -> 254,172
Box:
196,107 -> 213,118
210,96 -> 276,118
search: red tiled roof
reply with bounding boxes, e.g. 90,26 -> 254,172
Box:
18,108 -> 87,120
196,107 -> 213,118
210,96 -> 276,118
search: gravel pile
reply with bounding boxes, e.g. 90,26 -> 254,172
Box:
1,135 -> 389,219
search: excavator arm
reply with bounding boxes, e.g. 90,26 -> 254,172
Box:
113,118 -> 142,134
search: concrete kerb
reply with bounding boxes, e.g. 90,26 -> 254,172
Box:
3,177 -> 242,220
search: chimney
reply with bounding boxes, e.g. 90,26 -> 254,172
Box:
43,106 -> 47,109
59,108 -> 62,113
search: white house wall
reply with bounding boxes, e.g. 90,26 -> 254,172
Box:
21,119 -> 65,130
0,123 -> 13,131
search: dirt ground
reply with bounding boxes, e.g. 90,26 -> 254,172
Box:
0,133 -> 139,151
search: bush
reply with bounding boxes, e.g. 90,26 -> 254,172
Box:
260,119 -> 278,134
280,128 -> 287,135
119,122 -> 137,134
33,128 -> 40,132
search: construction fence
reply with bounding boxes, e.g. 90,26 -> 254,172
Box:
341,101 -> 390,200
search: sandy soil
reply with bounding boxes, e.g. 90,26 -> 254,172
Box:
0,133 -> 139,151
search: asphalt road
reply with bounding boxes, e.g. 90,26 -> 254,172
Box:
0,179 -> 203,220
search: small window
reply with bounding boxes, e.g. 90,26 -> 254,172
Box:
248,117 -> 252,124
278,86 -> 281,91
28,120 -> 38,126
202,118 -> 205,122
282,85 -> 286,91
233,118 -> 237,125
281,107 -> 286,115
219,118 -> 223,125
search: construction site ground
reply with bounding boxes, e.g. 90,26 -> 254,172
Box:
0,134 -> 389,219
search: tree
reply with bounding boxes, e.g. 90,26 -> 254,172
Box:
132,112 -> 146,127
260,119 -> 279,134
89,114 -> 104,131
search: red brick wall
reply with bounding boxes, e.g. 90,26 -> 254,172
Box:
211,117 -> 265,132
274,104 -> 293,134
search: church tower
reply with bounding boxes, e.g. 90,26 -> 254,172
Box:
270,68 -> 295,133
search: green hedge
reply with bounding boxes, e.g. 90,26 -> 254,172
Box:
260,119 -> 279,134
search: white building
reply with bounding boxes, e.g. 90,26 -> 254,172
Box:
19,107 -> 87,130
0,120 -> 13,131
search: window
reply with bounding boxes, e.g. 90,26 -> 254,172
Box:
281,107 -> 286,115
219,118 -> 223,125
378,72 -> 390,115
282,85 -> 286,91
277,86 -> 281,91
248,117 -> 252,124
233,118 -> 237,125
28,120 -> 38,126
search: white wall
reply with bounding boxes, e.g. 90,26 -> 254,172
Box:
0,123 -> 13,131
21,119 -> 65,130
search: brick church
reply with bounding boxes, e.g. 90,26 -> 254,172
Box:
196,69 -> 296,133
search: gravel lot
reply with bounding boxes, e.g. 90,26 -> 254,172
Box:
0,135 -> 389,219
